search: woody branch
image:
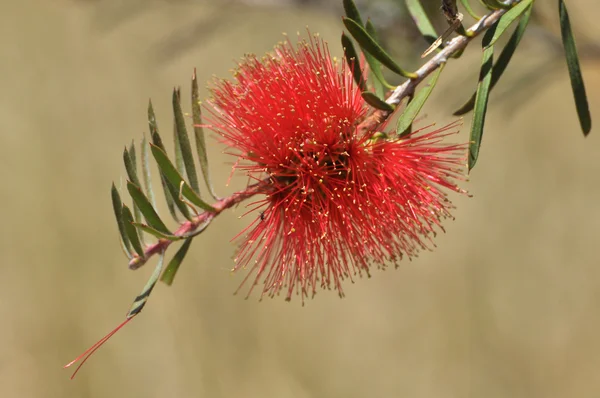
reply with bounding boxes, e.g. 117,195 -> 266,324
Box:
357,1 -> 514,135
128,181 -> 266,270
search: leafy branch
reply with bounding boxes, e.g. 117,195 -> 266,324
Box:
118,0 -> 593,302
65,0 -> 592,378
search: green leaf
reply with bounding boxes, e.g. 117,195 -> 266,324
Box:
123,147 -> 142,192
341,33 -> 367,91
173,88 -> 201,193
148,103 -> 178,221
160,238 -> 193,286
397,63 -> 445,137
479,0 -> 510,9
122,204 -> 145,258
131,223 -> 182,241
172,94 -> 185,177
150,144 -> 215,212
469,25 -> 496,171
126,251 -> 165,318
454,5 -> 532,116
151,131 -> 193,221
485,0 -> 532,48
128,141 -> 137,170
364,19 -> 390,96
343,17 -> 417,79
559,0 -> 592,136
126,181 -> 172,235
111,183 -> 132,258
361,92 -> 394,111
343,0 -> 364,25
406,0 -> 439,48
460,0 -> 481,19
123,146 -> 143,231
141,136 -> 156,209
191,69 -> 218,200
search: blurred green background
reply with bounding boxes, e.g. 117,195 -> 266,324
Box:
1,0 -> 599,397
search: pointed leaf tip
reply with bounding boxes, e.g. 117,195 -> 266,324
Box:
343,17 -> 417,79
126,251 -> 166,318
172,87 -> 201,192
468,26 -> 496,171
191,69 -> 218,199
160,238 -> 193,285
341,33 -> 367,91
343,0 -> 364,26
361,91 -> 394,111
559,0 -> 592,136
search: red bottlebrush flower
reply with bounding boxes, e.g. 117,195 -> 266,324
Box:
205,34 -> 467,301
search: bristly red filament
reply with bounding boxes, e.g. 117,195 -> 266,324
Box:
63,314 -> 138,379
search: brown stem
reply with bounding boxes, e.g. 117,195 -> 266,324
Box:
128,181 -> 267,270
356,1 -> 515,135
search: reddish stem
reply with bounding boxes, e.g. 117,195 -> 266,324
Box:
128,181 -> 267,270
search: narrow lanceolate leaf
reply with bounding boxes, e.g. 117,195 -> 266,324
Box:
126,251 -> 165,318
460,0 -> 481,19
365,19 -> 389,97
559,0 -> 592,136
342,0 -> 364,25
150,144 -> 215,212
362,92 -> 395,111
160,238 -> 193,286
121,204 -> 145,258
123,146 -> 143,230
469,26 -> 496,171
148,103 -> 178,221
151,132 -> 193,221
128,141 -> 137,172
343,17 -> 417,79
126,181 -> 172,235
172,100 -> 185,177
397,63 -> 445,137
341,33 -> 367,91
192,69 -> 218,200
406,0 -> 439,48
140,136 -> 156,209
111,183 -> 132,257
132,223 -> 182,241
486,0 -> 532,48
454,5 -> 532,116
123,147 -> 142,192
173,88 -> 200,192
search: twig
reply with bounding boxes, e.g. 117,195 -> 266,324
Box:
128,181 -> 267,270
356,2 -> 515,136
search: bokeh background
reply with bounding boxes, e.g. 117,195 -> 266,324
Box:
1,0 -> 600,397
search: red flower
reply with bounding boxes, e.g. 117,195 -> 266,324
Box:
205,34 -> 466,301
